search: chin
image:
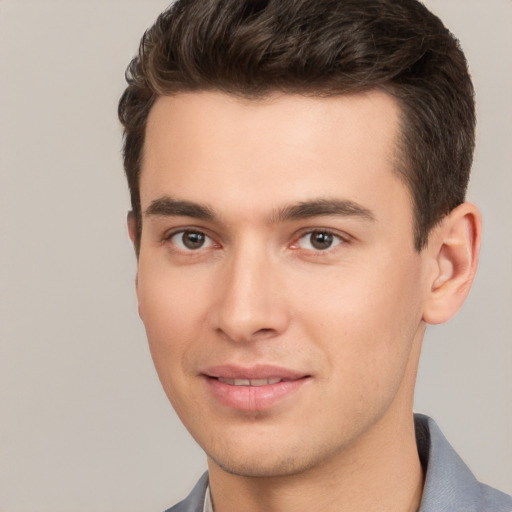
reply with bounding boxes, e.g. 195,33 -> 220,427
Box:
206,438 -> 337,479
210,453 -> 308,478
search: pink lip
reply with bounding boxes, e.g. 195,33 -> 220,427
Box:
201,364 -> 310,411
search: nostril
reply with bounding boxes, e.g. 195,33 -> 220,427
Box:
256,328 -> 274,335
215,326 -> 279,344
252,327 -> 279,339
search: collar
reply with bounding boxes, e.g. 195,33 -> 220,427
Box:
203,484 -> 213,512
414,413 -> 511,511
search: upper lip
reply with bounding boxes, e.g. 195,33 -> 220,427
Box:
201,364 -> 308,381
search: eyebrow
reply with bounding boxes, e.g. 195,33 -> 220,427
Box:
270,198 -> 375,223
144,196 -> 375,223
145,196 -> 215,220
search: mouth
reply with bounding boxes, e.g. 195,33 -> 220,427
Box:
216,377 -> 288,386
202,365 -> 310,411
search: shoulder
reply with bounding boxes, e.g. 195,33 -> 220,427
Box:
477,482 -> 512,512
415,414 -> 512,512
164,472 -> 209,512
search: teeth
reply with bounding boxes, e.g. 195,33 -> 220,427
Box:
218,377 -> 283,386
250,379 -> 271,386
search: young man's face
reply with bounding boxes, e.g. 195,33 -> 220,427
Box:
133,91 -> 432,478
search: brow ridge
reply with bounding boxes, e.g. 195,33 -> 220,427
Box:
144,196 -> 375,224
145,196 -> 215,220
271,198 -> 375,223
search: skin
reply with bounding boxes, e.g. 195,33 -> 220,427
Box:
129,90 -> 480,512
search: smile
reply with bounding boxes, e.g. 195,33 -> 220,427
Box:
217,377 -> 283,386
203,365 -> 310,411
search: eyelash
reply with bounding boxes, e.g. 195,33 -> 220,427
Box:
162,228 -> 349,254
292,229 -> 347,252
164,229 -> 218,252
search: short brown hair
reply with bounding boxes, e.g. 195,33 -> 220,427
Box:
118,0 -> 475,251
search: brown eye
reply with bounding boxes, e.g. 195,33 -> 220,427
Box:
297,231 -> 342,251
310,231 -> 333,250
170,230 -> 212,250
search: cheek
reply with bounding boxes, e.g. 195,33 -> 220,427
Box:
298,261 -> 421,326
136,262 -> 206,377
136,270 -> 207,424
293,253 -> 425,374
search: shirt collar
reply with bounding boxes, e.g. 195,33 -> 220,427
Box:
203,484 -> 213,512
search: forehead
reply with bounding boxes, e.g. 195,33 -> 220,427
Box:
140,90 -> 408,221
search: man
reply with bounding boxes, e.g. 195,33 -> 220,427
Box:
118,0 -> 512,511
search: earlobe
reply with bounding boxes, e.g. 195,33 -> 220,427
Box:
422,203 -> 481,325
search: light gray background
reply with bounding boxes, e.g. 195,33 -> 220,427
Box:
0,1 -> 510,510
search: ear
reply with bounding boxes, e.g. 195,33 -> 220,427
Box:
422,202 -> 481,325
127,211 -> 145,320
127,210 -> 142,257
127,210 -> 138,245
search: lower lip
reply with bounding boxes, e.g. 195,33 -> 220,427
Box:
205,377 -> 308,411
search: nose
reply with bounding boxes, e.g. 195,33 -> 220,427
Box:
210,244 -> 290,344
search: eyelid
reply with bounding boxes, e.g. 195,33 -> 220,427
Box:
290,228 -> 350,251
159,225 -> 350,252
162,227 -> 220,251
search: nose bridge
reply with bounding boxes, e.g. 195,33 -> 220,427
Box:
212,236 -> 289,343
